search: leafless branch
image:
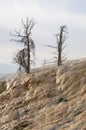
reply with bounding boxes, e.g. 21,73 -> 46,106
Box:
45,44 -> 57,49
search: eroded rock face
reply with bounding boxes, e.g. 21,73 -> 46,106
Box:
0,59 -> 86,130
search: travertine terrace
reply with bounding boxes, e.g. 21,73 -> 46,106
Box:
0,59 -> 86,130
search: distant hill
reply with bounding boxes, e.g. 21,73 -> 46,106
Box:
0,73 -> 15,81
0,73 -> 9,81
0,63 -> 17,73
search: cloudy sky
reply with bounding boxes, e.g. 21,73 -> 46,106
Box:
0,0 -> 86,73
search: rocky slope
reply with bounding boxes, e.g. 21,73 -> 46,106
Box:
0,59 -> 86,130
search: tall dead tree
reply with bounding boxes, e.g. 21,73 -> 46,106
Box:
46,25 -> 67,66
11,18 -> 35,73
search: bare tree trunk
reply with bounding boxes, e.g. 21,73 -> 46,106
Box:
58,47 -> 62,66
27,42 -> 30,73
58,27 -> 63,66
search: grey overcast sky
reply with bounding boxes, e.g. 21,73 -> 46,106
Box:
0,0 -> 86,73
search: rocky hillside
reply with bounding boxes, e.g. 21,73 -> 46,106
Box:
0,59 -> 86,130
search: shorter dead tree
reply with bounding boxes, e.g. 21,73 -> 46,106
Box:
10,18 -> 36,73
46,25 -> 68,66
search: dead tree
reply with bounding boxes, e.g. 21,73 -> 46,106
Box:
46,25 -> 67,66
10,18 -> 35,73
